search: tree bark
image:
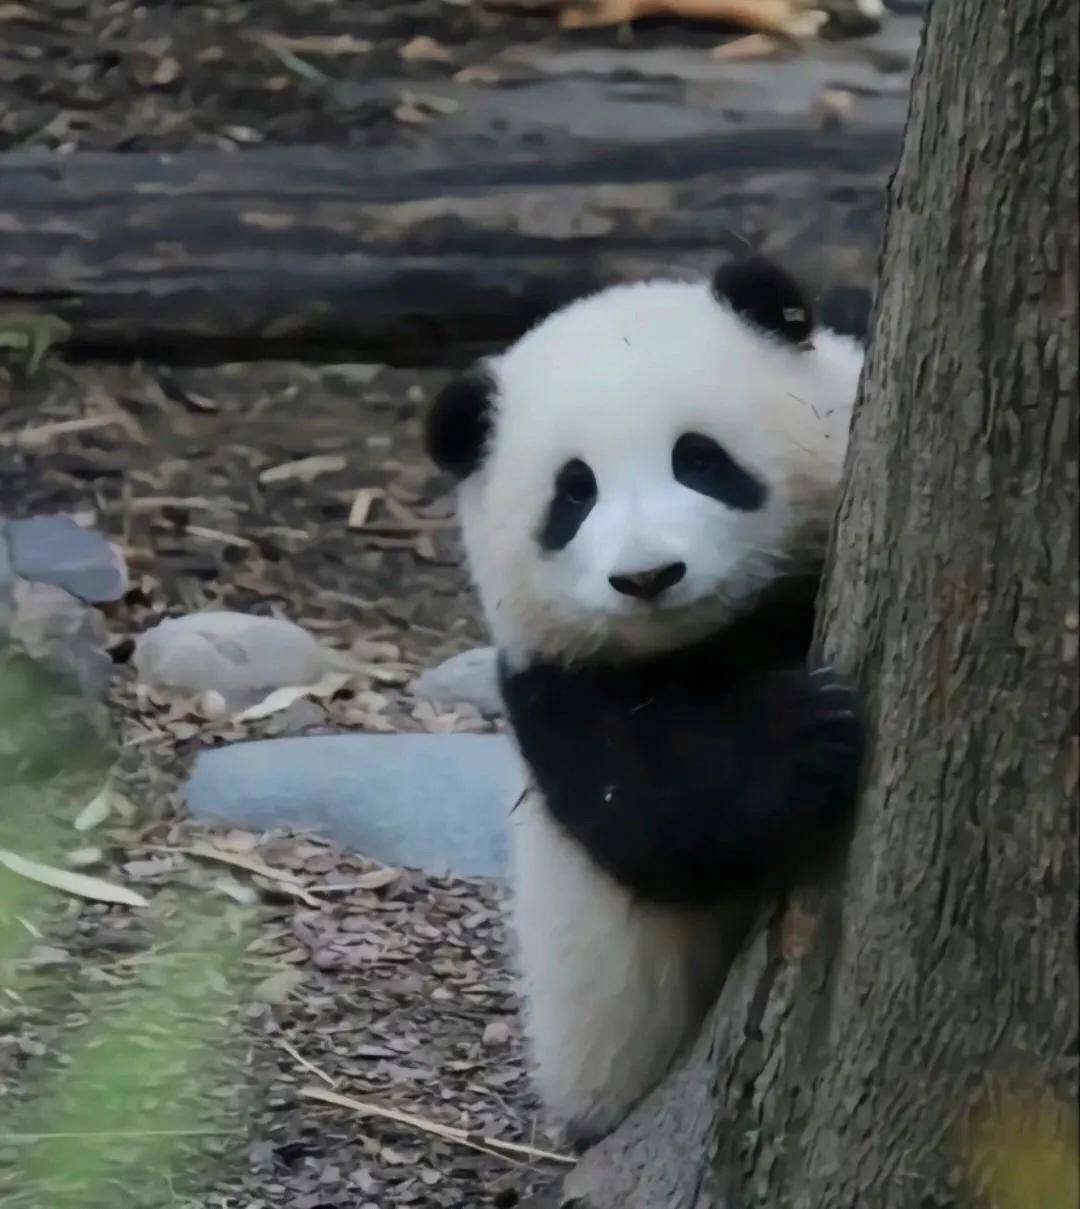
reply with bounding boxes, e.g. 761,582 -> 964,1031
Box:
535,0 -> 1079,1204
0,134 -> 893,366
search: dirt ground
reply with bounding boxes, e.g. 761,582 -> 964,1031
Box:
0,3 -> 917,1205
0,0 -> 911,155
1,356 -> 556,1208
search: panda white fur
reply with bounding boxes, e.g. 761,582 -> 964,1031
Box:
423,257 -> 866,1149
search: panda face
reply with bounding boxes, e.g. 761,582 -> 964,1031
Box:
529,432 -> 771,614
427,261 -> 863,665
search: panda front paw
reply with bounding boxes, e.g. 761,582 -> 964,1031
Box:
797,667 -> 864,784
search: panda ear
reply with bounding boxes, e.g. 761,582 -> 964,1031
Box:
423,366 -> 496,480
711,256 -> 814,347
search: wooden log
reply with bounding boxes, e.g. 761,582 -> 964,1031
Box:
0,130 -> 897,366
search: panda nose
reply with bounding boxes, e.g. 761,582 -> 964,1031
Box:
609,562 -> 686,601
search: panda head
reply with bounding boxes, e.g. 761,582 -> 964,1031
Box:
425,257 -> 863,667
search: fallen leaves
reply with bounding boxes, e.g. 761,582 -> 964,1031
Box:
183,839 -> 323,907
0,849 -> 149,908
8,355 -> 541,1204
252,967 -> 307,1005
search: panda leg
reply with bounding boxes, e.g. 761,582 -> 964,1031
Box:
510,790 -> 738,1145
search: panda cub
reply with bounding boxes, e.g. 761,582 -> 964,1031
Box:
424,257 -> 865,1149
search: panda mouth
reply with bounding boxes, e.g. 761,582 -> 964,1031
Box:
611,591 -> 699,617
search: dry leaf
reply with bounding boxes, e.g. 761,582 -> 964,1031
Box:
253,967 -> 306,1005
186,525 -> 253,549
233,670 -> 352,723
350,866 -> 403,891
482,1021 -> 511,1047
0,849 -> 149,908
151,55 -> 182,85
256,31 -> 373,57
394,102 -> 429,125
1,415 -> 133,449
107,789 -> 138,824
710,33 -> 788,61
399,35 -> 452,62
259,455 -> 347,485
212,875 -> 258,905
194,689 -> 229,721
65,847 -> 103,868
454,64 -> 501,85
401,90 -> 461,116
185,841 -> 322,907
73,785 -> 111,832
212,830 -> 258,853
348,487 -> 384,529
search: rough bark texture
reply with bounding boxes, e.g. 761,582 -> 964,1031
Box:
538,0 -> 1080,1204
0,133 -> 894,365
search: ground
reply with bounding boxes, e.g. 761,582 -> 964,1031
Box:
0,3 -> 917,1205
1,357 -> 551,1208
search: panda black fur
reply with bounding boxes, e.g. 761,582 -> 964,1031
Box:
424,257 -> 866,1149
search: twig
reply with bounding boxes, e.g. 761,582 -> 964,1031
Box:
298,1086 -> 575,1167
280,1040 -> 338,1089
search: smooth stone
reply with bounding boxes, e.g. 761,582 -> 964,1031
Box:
411,647 -> 503,715
133,612 -> 333,700
9,579 -> 112,700
8,514 -> 128,603
185,733 -> 524,879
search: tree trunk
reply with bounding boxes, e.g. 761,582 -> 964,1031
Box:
536,0 -> 1079,1204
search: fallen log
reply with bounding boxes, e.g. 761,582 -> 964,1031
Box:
0,130 -> 897,366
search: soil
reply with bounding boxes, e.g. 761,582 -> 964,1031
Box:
1,356 -> 550,1209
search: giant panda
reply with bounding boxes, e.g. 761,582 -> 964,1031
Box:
423,257 -> 866,1149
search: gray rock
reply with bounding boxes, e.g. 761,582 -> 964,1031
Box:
411,647 -> 503,715
8,514 -> 128,603
133,611 -> 334,703
9,579 -> 112,700
185,733 -> 524,879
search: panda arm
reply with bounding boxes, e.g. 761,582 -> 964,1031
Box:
500,658 -> 864,907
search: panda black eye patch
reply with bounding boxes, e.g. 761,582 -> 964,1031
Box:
538,458 -> 598,551
672,433 -> 767,511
